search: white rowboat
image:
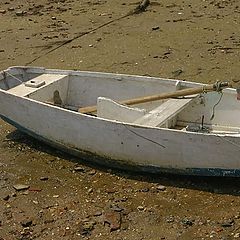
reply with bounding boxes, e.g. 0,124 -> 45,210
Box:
0,66 -> 240,177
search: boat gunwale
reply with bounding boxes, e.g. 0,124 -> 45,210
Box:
0,66 -> 238,138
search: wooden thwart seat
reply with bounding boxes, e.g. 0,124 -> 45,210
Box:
134,96 -> 198,127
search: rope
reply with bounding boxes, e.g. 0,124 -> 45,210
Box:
210,92 -> 223,120
4,71 -> 24,84
214,81 -> 222,92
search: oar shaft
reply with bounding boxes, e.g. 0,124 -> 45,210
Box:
78,82 -> 230,114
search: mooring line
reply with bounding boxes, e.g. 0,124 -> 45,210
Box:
26,0 -> 150,65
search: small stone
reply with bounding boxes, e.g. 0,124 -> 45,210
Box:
93,211 -> 102,216
51,16 -> 56,20
152,26 -> 160,30
79,220 -> 96,235
156,185 -> 166,191
88,44 -> 93,47
137,206 -> 145,211
172,69 -> 183,77
0,49 -> 4,52
3,195 -> 10,201
20,219 -> 32,227
111,205 -> 123,212
221,219 -> 234,227
234,233 -> 240,238
0,9 -> 6,14
103,211 -> 121,231
15,10 -> 24,16
8,7 -> 14,11
40,176 -> 48,181
88,170 -> 96,175
181,218 -> 193,226
74,166 -> 85,172
13,184 -> 30,191
105,188 -> 116,194
53,195 -> 59,198
87,188 -> 93,194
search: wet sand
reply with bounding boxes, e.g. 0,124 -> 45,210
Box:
1,0 -> 240,239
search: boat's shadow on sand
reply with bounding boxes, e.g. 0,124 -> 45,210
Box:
6,129 -> 240,196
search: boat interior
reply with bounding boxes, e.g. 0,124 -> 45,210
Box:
0,67 -> 239,134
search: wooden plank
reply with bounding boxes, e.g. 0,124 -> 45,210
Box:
134,97 -> 196,127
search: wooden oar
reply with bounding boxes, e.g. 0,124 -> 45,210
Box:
78,82 -> 230,114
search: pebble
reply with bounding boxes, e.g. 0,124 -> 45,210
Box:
13,184 -> 30,191
0,9 -> 6,14
87,188 -> 93,194
88,170 -> 96,175
3,194 -> 10,201
172,69 -> 183,77
74,166 -> 85,172
40,176 -> 49,181
8,7 -> 14,11
156,185 -> 166,191
137,205 -> 145,211
93,211 -> 102,216
221,219 -> 234,227
79,220 -> 96,235
103,211 -> 121,231
152,26 -> 160,30
51,16 -> 56,20
20,219 -> 32,227
15,11 -> 24,16
234,233 -> 240,238
181,218 -> 193,226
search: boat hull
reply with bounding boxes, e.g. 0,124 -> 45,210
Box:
1,114 -> 240,177
1,90 -> 240,177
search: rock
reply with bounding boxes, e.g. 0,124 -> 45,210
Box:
137,206 -> 145,211
103,211 -> 121,231
111,204 -> 123,212
93,211 -> 102,216
166,215 -> 174,223
13,184 -> 30,191
181,218 -> 193,226
139,188 -> 149,192
0,10 -> 6,14
234,233 -> 240,238
221,219 -> 234,227
15,11 -> 24,16
79,220 -> 96,235
20,219 -> 32,227
87,188 -> 93,194
88,170 -> 96,175
0,49 -> 4,52
40,176 -> 48,181
152,26 -> 160,30
105,188 -> 116,194
3,194 -> 10,201
51,16 -> 56,20
74,166 -> 85,172
172,69 -> 183,77
156,185 -> 166,191
8,7 -> 14,11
